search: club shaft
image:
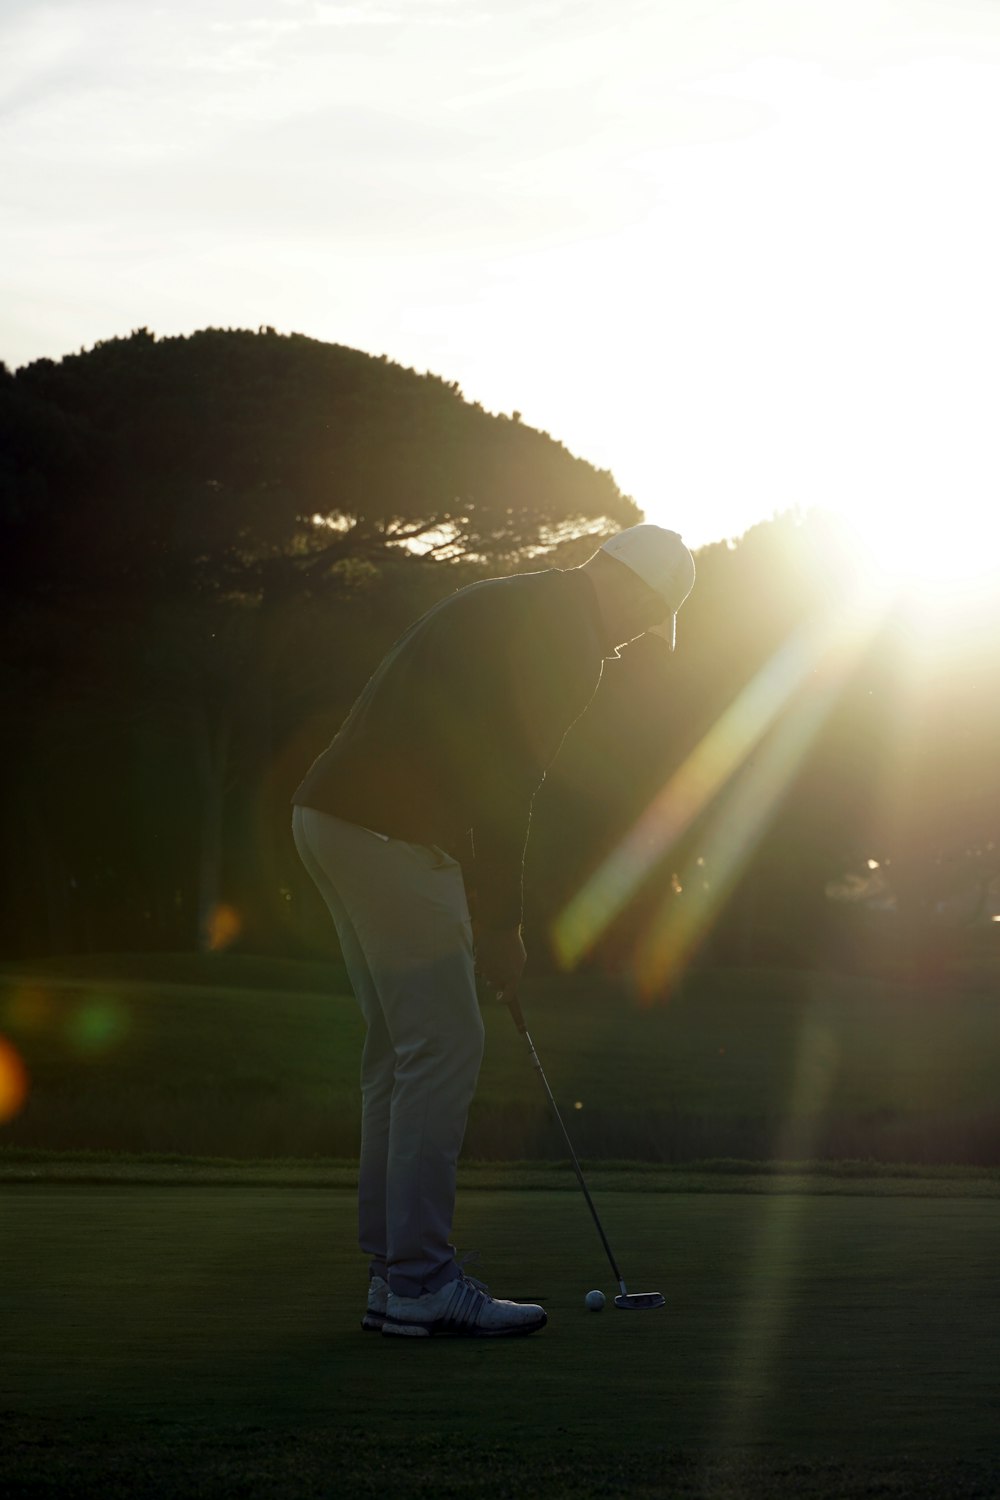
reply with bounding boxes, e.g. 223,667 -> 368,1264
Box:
508,992 -> 626,1292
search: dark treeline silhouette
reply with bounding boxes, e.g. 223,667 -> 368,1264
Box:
3,327 -> 999,986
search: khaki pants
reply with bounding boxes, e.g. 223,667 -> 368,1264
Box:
291,805 -> 484,1296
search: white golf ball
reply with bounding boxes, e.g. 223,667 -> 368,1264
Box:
585,1289 -> 605,1311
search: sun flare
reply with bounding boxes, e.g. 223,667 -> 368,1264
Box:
823,505 -> 1000,623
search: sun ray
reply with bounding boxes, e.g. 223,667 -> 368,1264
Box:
552,568 -> 889,977
634,608 -> 873,997
717,997 -> 842,1456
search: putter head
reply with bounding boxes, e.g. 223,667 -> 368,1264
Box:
614,1291 -> 665,1311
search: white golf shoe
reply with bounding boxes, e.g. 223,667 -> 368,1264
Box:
382,1273 -> 547,1338
361,1274 -> 389,1333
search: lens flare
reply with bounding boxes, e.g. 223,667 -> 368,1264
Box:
635,658 -> 851,998
553,572 -> 889,981
720,1001 -> 841,1451
207,904 -> 242,951
4,986 -> 52,1032
66,996 -> 129,1054
0,1035 -> 29,1122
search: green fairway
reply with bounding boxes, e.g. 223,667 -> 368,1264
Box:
2,954 -> 1000,1163
3,1182 -> 999,1496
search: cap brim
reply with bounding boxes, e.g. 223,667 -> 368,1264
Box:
647,615 -> 677,650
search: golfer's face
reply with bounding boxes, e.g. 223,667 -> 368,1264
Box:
623,580 -> 670,644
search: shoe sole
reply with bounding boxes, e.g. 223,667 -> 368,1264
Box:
361,1312 -> 387,1332
381,1311 -> 547,1339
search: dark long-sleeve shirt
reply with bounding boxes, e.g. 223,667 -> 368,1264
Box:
291,566 -> 607,927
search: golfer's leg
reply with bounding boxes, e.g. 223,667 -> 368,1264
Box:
293,810 -> 482,1298
291,807 -> 395,1279
377,887 -> 483,1297
328,911 -> 396,1282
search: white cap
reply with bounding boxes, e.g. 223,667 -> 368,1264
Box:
600,524 -> 696,650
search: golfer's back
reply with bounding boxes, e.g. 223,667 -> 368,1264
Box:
292,566 -> 605,866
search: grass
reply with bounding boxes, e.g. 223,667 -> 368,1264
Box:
3,953 -> 1000,1162
4,1149 -> 1000,1198
4,954 -> 1000,1493
3,1182 -> 999,1496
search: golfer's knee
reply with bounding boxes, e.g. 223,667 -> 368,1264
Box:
439,1016 -> 484,1078
397,1015 -> 483,1083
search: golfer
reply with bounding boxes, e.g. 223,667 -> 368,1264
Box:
291,524 -> 695,1337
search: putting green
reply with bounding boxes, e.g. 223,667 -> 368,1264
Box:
3,1182 -> 999,1480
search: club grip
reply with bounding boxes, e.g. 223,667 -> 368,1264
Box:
506,988 -> 528,1035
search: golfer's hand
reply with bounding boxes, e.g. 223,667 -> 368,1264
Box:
475,926 -> 526,1002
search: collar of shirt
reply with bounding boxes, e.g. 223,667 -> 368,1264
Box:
572,568 -> 622,660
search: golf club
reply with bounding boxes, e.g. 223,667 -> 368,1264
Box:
506,986 -> 664,1311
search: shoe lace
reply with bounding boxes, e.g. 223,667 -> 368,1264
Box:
456,1248 -> 489,1294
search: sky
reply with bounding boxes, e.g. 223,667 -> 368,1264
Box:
4,0 -> 1000,553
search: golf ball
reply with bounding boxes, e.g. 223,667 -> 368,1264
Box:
585,1289 -> 605,1311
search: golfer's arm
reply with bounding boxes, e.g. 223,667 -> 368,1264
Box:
467,606 -> 586,930
470,769 -> 542,931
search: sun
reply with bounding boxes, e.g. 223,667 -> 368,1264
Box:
868,512 -> 997,587
827,503 -> 1000,623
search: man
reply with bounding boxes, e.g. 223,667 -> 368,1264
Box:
290,523 -> 695,1338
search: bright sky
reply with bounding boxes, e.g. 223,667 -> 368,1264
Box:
4,0 -> 1000,553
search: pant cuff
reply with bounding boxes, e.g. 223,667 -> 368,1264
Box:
388,1261 -> 461,1298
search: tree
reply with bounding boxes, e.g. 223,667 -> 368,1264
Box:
0,328 -> 638,957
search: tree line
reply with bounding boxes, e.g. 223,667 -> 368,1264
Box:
2,327 -> 998,986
